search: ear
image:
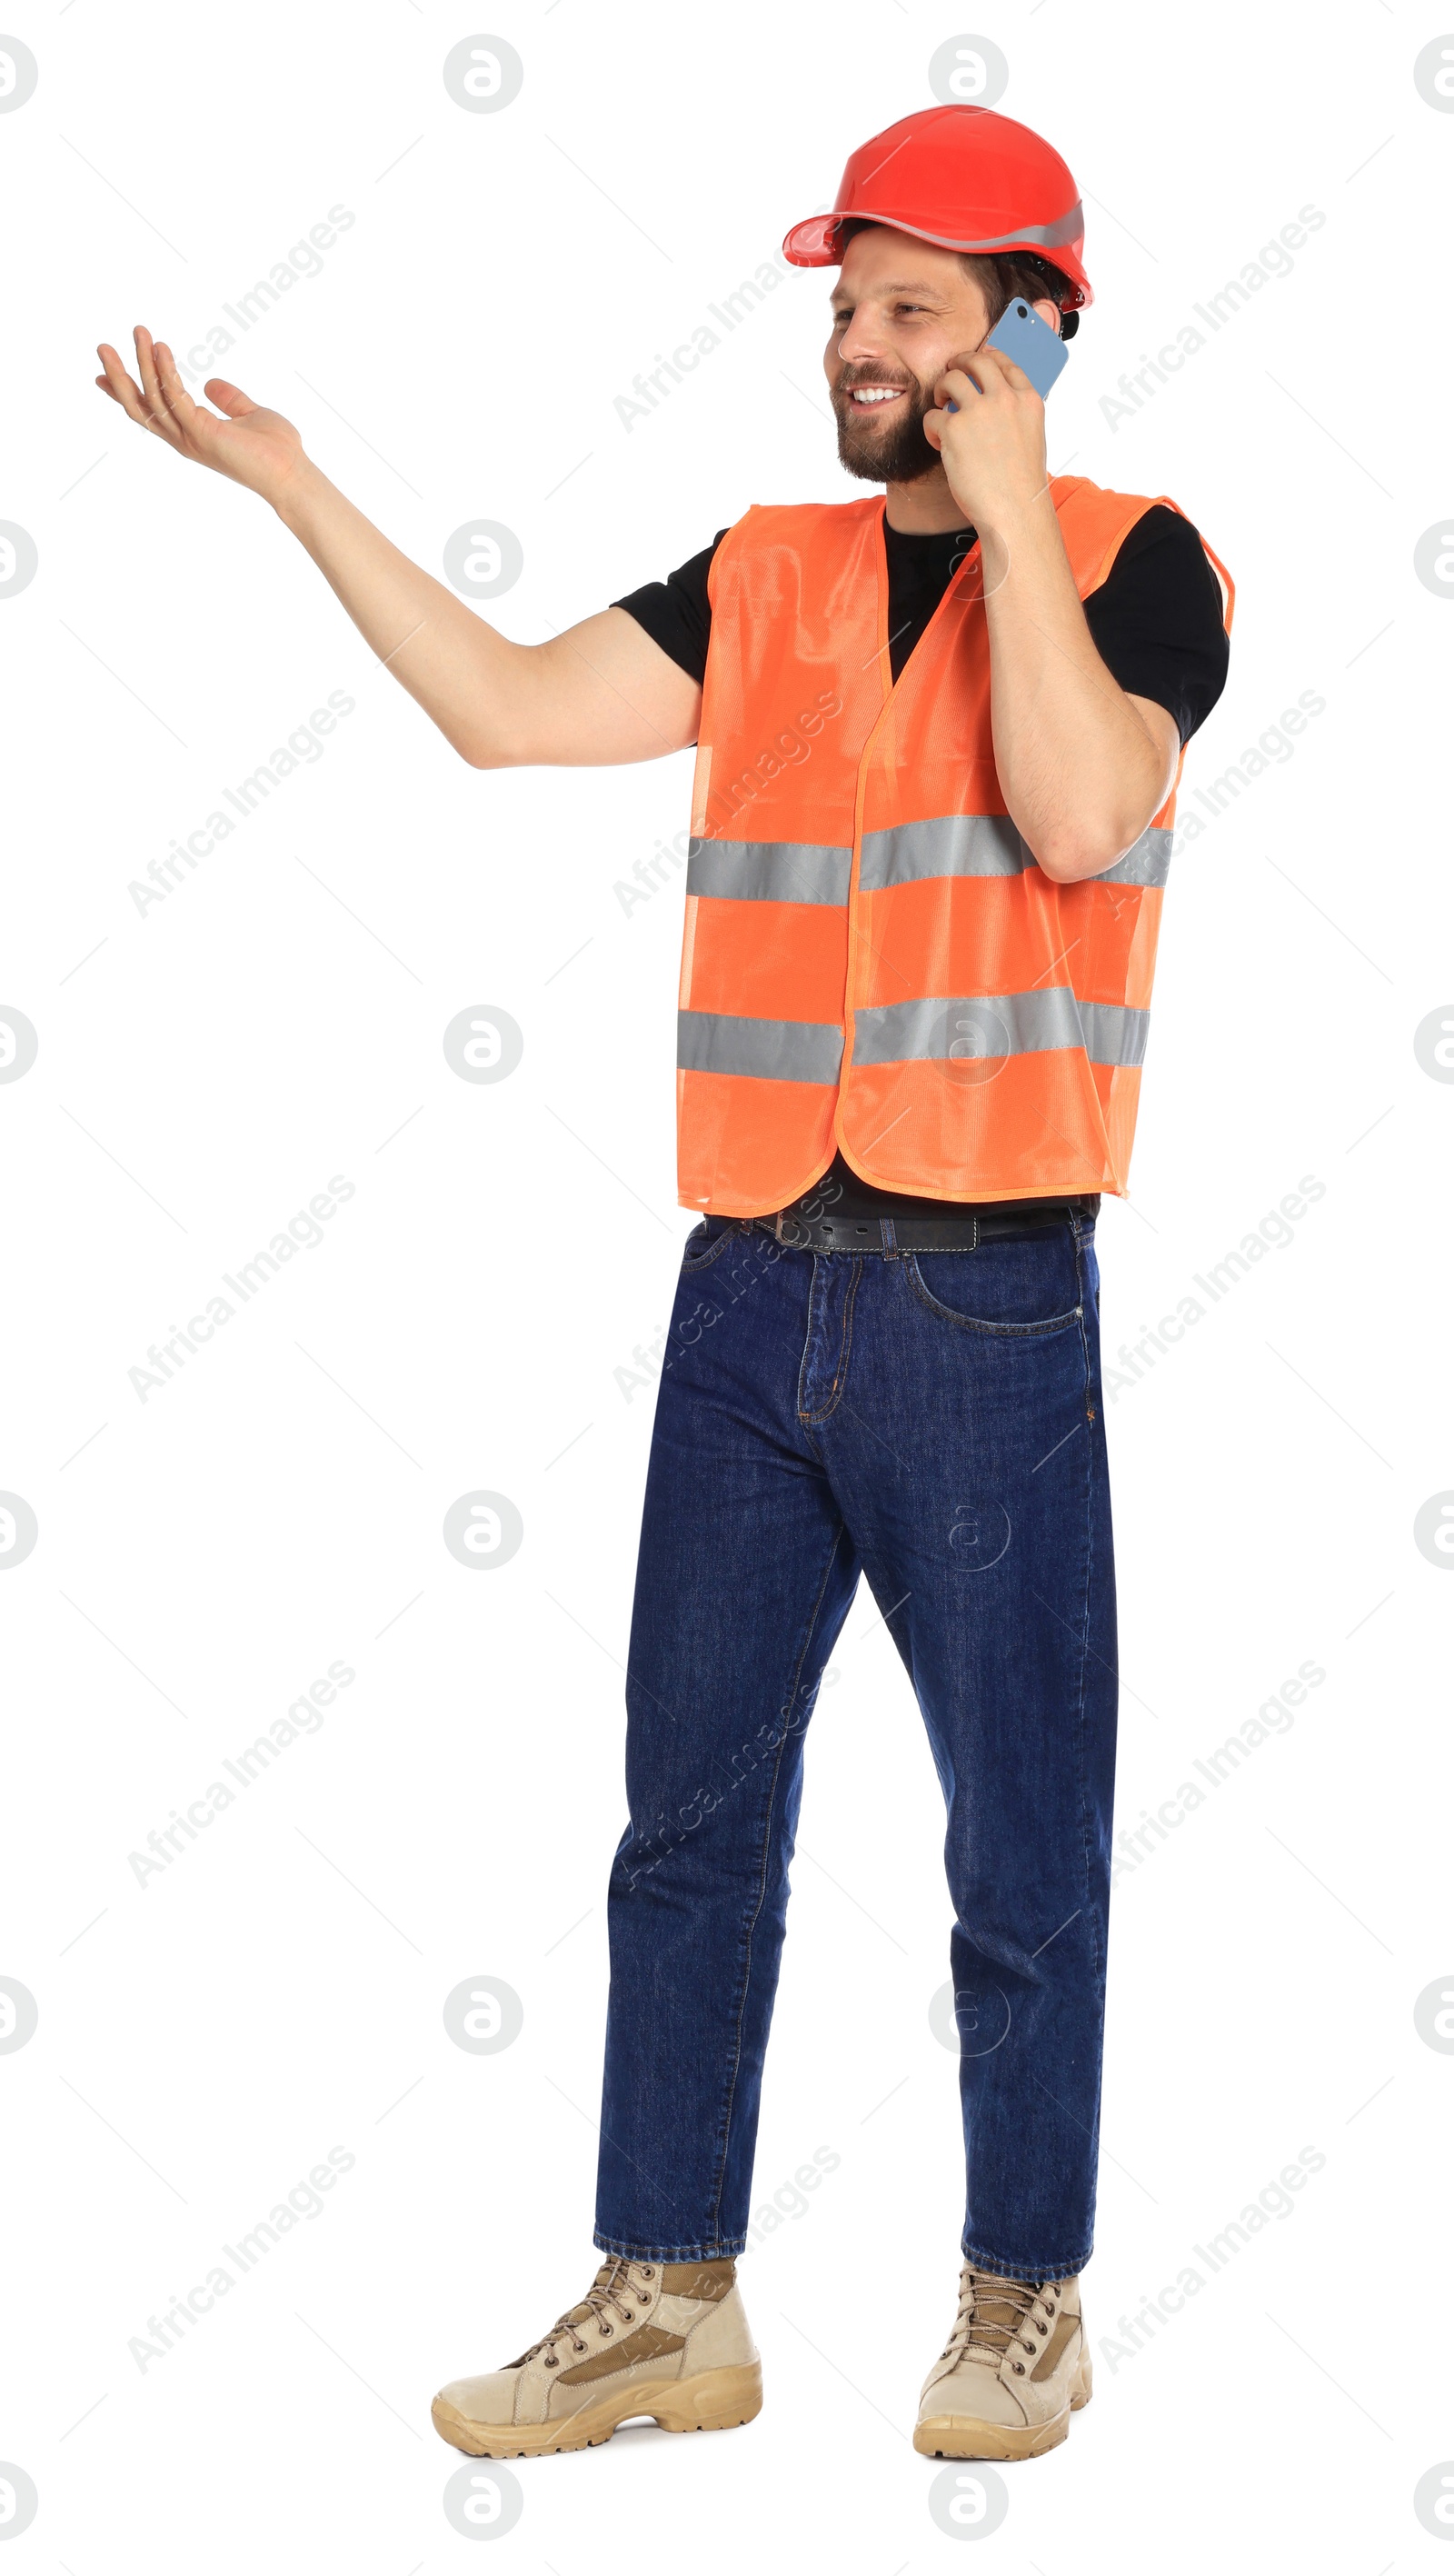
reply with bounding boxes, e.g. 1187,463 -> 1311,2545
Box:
1030,295 -> 1062,338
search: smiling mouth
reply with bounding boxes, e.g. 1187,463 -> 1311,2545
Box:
847,384 -> 910,409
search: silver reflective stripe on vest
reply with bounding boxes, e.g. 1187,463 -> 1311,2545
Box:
678,1009 -> 845,1085
857,815 -> 1172,893
851,989 -> 1149,1069
686,838 -> 852,906
1088,826 -> 1172,888
858,814 -> 1029,892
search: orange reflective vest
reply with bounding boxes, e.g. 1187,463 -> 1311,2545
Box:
676,477 -> 1233,1214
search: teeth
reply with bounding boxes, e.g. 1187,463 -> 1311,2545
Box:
851,387 -> 901,404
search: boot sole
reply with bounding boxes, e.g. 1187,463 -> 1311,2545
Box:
432,2360 -> 763,2457
913,2351 -> 1092,2461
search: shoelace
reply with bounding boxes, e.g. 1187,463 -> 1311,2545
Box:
941,2266 -> 1052,2370
516,2257 -> 649,2367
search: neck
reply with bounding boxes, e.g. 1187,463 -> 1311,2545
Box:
882,464 -> 974,536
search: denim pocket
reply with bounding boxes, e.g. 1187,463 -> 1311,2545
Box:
681,1216 -> 744,1273
902,1224 -> 1087,1334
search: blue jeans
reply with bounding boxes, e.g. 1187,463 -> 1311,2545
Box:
594,1207 -> 1116,2279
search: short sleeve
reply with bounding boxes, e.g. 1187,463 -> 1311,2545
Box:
612,531 -> 731,687
1081,504 -> 1230,746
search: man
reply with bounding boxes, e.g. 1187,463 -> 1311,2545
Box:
97,101 -> 1231,2463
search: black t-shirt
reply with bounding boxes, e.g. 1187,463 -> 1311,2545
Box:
613,504 -> 1230,1215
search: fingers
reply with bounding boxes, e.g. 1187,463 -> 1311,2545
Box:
935,347 -> 1020,407
980,345 -> 1033,393
133,324 -> 171,424
934,366 -> 980,412
134,326 -> 193,452
95,330 -> 184,446
151,339 -> 207,441
202,378 -> 258,419
95,340 -> 155,430
95,328 -> 231,455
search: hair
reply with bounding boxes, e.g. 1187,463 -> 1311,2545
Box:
836,220 -> 1081,340
961,250 -> 1081,341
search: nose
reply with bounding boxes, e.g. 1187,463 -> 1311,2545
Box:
833,310 -> 888,368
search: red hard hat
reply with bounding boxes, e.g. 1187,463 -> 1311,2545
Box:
782,104 -> 1092,314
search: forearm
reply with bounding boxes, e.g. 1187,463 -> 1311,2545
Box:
980,494 -> 1168,880
96,328 -> 702,769
273,458 -> 536,766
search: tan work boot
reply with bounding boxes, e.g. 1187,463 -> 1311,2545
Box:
914,2263 -> 1092,2461
432,2254 -> 762,2457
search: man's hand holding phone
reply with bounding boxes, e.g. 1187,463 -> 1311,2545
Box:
922,340 -> 1053,539
922,302 -> 1065,535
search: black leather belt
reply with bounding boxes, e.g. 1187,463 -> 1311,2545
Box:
753,1195 -> 1098,1253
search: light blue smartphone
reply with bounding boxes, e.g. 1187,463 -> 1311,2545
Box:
945,297 -> 1069,409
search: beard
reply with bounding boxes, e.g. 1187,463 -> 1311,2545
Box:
832,369 -> 941,485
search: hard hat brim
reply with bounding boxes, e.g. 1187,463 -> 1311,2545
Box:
781,208 -> 1092,308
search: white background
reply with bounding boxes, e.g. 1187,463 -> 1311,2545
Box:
2,0 -> 1451,2565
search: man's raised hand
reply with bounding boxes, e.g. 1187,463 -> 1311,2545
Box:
95,325 -> 305,507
